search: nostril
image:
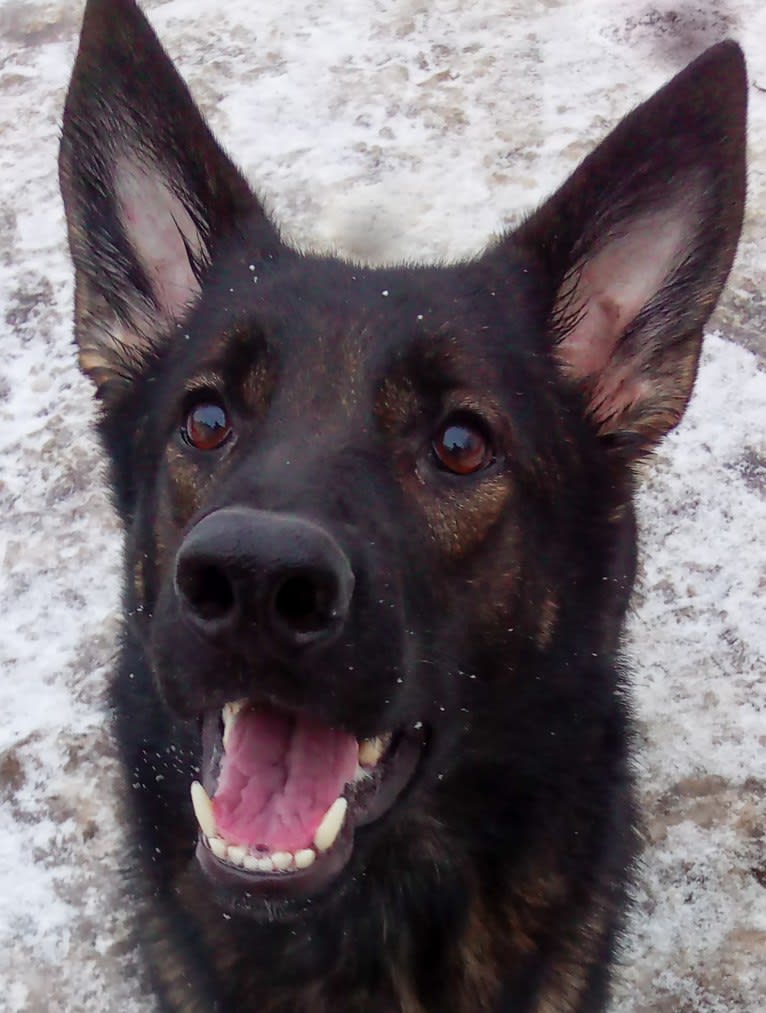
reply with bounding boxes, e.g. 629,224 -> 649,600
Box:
272,571 -> 336,636
177,561 -> 236,623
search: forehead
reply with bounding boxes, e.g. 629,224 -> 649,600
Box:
173,246 -> 549,415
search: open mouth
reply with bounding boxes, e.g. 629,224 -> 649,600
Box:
191,700 -> 426,899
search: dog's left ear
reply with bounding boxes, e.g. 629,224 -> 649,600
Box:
493,42 -> 747,459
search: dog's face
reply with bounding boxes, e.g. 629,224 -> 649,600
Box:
60,0 -> 745,942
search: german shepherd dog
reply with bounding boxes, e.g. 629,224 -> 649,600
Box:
59,1 -> 746,1009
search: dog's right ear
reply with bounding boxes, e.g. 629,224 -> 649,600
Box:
59,0 -> 280,401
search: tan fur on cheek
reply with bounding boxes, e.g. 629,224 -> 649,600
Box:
165,445 -> 205,529
149,448 -> 208,590
151,496 -> 178,593
411,472 -> 513,561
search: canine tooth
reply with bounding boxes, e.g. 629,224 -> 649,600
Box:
358,736 -> 385,767
313,797 -> 348,853
222,699 -> 246,722
209,836 -> 228,861
295,849 -> 316,870
271,851 -> 292,871
191,781 -> 217,839
222,699 -> 246,752
227,845 -> 247,867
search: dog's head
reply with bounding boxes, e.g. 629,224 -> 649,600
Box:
60,0 -> 745,938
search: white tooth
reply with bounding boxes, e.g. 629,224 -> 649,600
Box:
227,845 -> 247,867
209,836 -> 228,861
271,851 -> 293,871
191,781 -> 217,839
313,797 -> 348,853
243,854 -> 261,872
358,736 -> 385,767
255,855 -> 274,873
223,699 -> 246,721
295,849 -> 316,870
222,699 -> 246,752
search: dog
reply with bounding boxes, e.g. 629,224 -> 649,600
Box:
58,1 -> 747,1009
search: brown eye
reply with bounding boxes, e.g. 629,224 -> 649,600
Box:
432,416 -> 492,475
182,401 -> 232,451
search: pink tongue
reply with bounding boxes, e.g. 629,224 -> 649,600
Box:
212,707 -> 358,853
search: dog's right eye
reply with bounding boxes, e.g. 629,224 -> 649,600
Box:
182,401 -> 232,451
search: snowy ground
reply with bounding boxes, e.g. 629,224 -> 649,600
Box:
0,1 -> 764,1010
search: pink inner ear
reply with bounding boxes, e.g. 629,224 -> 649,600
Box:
554,211 -> 691,427
557,213 -> 688,378
115,156 -> 204,323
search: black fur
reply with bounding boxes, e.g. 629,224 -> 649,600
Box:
59,2 -> 747,1010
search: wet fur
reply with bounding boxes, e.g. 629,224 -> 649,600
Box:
59,2 -> 746,1011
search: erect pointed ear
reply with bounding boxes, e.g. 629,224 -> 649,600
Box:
496,42 -> 747,459
59,0 -> 281,402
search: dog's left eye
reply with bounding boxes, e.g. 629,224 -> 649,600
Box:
182,401 -> 232,451
432,415 -> 494,475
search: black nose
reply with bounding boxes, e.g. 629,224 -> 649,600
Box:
174,507 -> 354,657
